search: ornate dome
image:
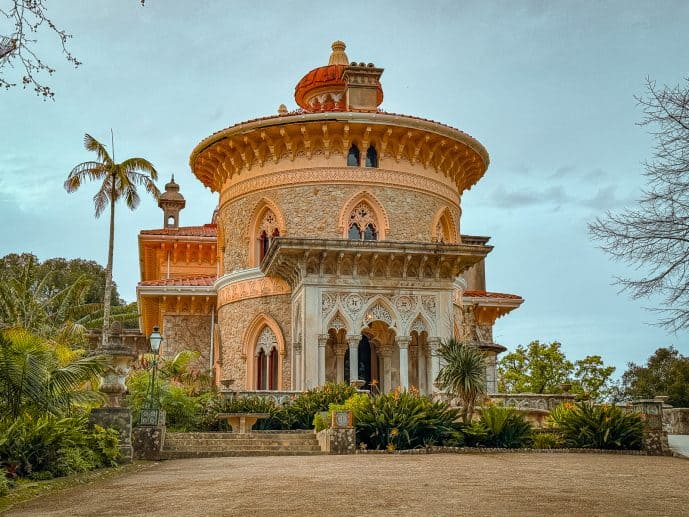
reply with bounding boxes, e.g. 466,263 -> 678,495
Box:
294,41 -> 383,112
158,175 -> 185,203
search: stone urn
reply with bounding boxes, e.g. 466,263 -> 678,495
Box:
97,322 -> 138,407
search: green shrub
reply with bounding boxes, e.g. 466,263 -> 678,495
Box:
0,414 -> 120,479
530,431 -> 563,449
282,383 -> 357,429
0,473 -> 9,496
313,392 -> 371,432
87,425 -> 121,467
356,390 -> 461,450
548,402 -> 643,450
477,405 -> 532,448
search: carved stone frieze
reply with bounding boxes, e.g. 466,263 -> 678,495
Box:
421,296 -> 437,320
217,276 -> 290,307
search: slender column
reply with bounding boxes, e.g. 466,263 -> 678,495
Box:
335,345 -> 346,383
317,334 -> 328,386
418,343 -> 427,394
428,338 -> 440,394
293,344 -> 302,391
485,353 -> 497,394
347,335 -> 360,382
380,345 -> 393,393
396,336 -> 411,391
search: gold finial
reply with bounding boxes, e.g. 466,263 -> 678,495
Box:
328,40 -> 349,65
278,104 -> 288,115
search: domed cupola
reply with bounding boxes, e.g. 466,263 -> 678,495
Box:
294,41 -> 384,113
158,175 -> 186,228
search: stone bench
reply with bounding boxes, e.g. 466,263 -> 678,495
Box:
216,413 -> 271,434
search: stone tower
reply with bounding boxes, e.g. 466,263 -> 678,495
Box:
158,176 -> 186,228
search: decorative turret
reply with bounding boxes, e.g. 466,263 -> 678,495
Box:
294,41 -> 384,113
158,175 -> 186,228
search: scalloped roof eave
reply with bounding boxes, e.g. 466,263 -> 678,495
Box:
189,109 -> 490,172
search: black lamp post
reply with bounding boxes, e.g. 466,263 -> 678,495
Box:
139,326 -> 165,426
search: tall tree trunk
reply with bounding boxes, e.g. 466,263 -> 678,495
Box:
101,177 -> 116,348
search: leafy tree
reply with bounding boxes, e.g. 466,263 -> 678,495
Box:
0,253 -> 124,307
498,341 -> 615,401
590,77 -> 689,331
0,254 -> 90,336
436,339 -> 487,423
0,328 -> 108,419
619,347 -> 689,407
0,253 -> 137,334
65,133 -> 159,348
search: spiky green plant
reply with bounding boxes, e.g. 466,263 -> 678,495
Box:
477,405 -> 532,448
548,402 -> 643,450
436,339 -> 487,423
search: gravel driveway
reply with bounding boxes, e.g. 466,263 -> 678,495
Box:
4,453 -> 689,516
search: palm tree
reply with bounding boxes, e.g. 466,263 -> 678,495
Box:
64,133 -> 159,348
436,338 -> 487,423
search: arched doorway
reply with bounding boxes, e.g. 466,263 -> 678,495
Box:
344,335 -> 376,390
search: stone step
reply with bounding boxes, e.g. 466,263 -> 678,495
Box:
163,438 -> 318,447
163,444 -> 322,453
165,432 -> 315,440
159,450 -> 325,459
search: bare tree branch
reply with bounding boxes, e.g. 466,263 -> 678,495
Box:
590,77 -> 689,332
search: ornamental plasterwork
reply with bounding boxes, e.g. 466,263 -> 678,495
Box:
434,221 -> 445,243
259,209 -> 279,234
321,293 -> 335,316
421,296 -> 437,320
328,313 -> 347,331
349,202 -> 377,233
223,168 -> 458,205
256,326 -> 278,354
476,324 -> 493,344
365,303 -> 393,326
410,317 -> 427,335
344,293 -> 364,316
217,276 -> 290,307
394,295 -> 415,320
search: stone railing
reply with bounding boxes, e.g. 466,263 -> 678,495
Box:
489,393 -> 576,411
219,390 -> 303,405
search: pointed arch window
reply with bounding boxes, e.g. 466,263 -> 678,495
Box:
257,209 -> 280,262
256,326 -> 279,390
365,145 -> 378,168
348,201 -> 378,241
347,144 -> 360,167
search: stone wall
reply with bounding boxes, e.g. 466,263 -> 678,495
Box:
217,294 -> 291,389
218,177 -> 459,272
162,314 -> 212,371
664,408 -> 689,434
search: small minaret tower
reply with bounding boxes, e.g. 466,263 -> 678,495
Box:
158,175 -> 186,228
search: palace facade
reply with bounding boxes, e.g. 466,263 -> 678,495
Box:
136,42 -> 523,395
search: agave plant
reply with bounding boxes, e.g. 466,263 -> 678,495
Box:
548,401 -> 643,450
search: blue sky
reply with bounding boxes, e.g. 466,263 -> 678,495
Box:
1,0 -> 688,373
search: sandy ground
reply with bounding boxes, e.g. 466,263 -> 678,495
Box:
4,453 -> 689,516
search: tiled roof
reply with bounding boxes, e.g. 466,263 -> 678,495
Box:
463,290 -> 522,300
197,110 -> 473,145
139,275 -> 217,287
140,224 -> 217,237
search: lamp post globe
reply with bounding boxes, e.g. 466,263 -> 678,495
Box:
149,326 -> 163,354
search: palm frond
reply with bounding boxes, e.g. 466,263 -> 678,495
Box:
63,161 -> 107,193
93,179 -> 112,218
119,157 -> 158,179
83,134 -> 113,166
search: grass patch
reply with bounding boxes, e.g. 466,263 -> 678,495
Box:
0,461 -> 156,512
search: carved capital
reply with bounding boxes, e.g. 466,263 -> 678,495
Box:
317,334 -> 328,348
395,336 -> 411,349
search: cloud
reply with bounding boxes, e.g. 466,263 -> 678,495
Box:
0,154 -> 63,212
490,184 -> 571,209
581,185 -> 635,210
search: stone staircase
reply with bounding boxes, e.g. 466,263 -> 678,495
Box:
160,430 -> 324,459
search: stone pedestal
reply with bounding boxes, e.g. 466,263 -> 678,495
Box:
632,399 -> 671,456
132,425 -> 166,460
89,407 -> 133,463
